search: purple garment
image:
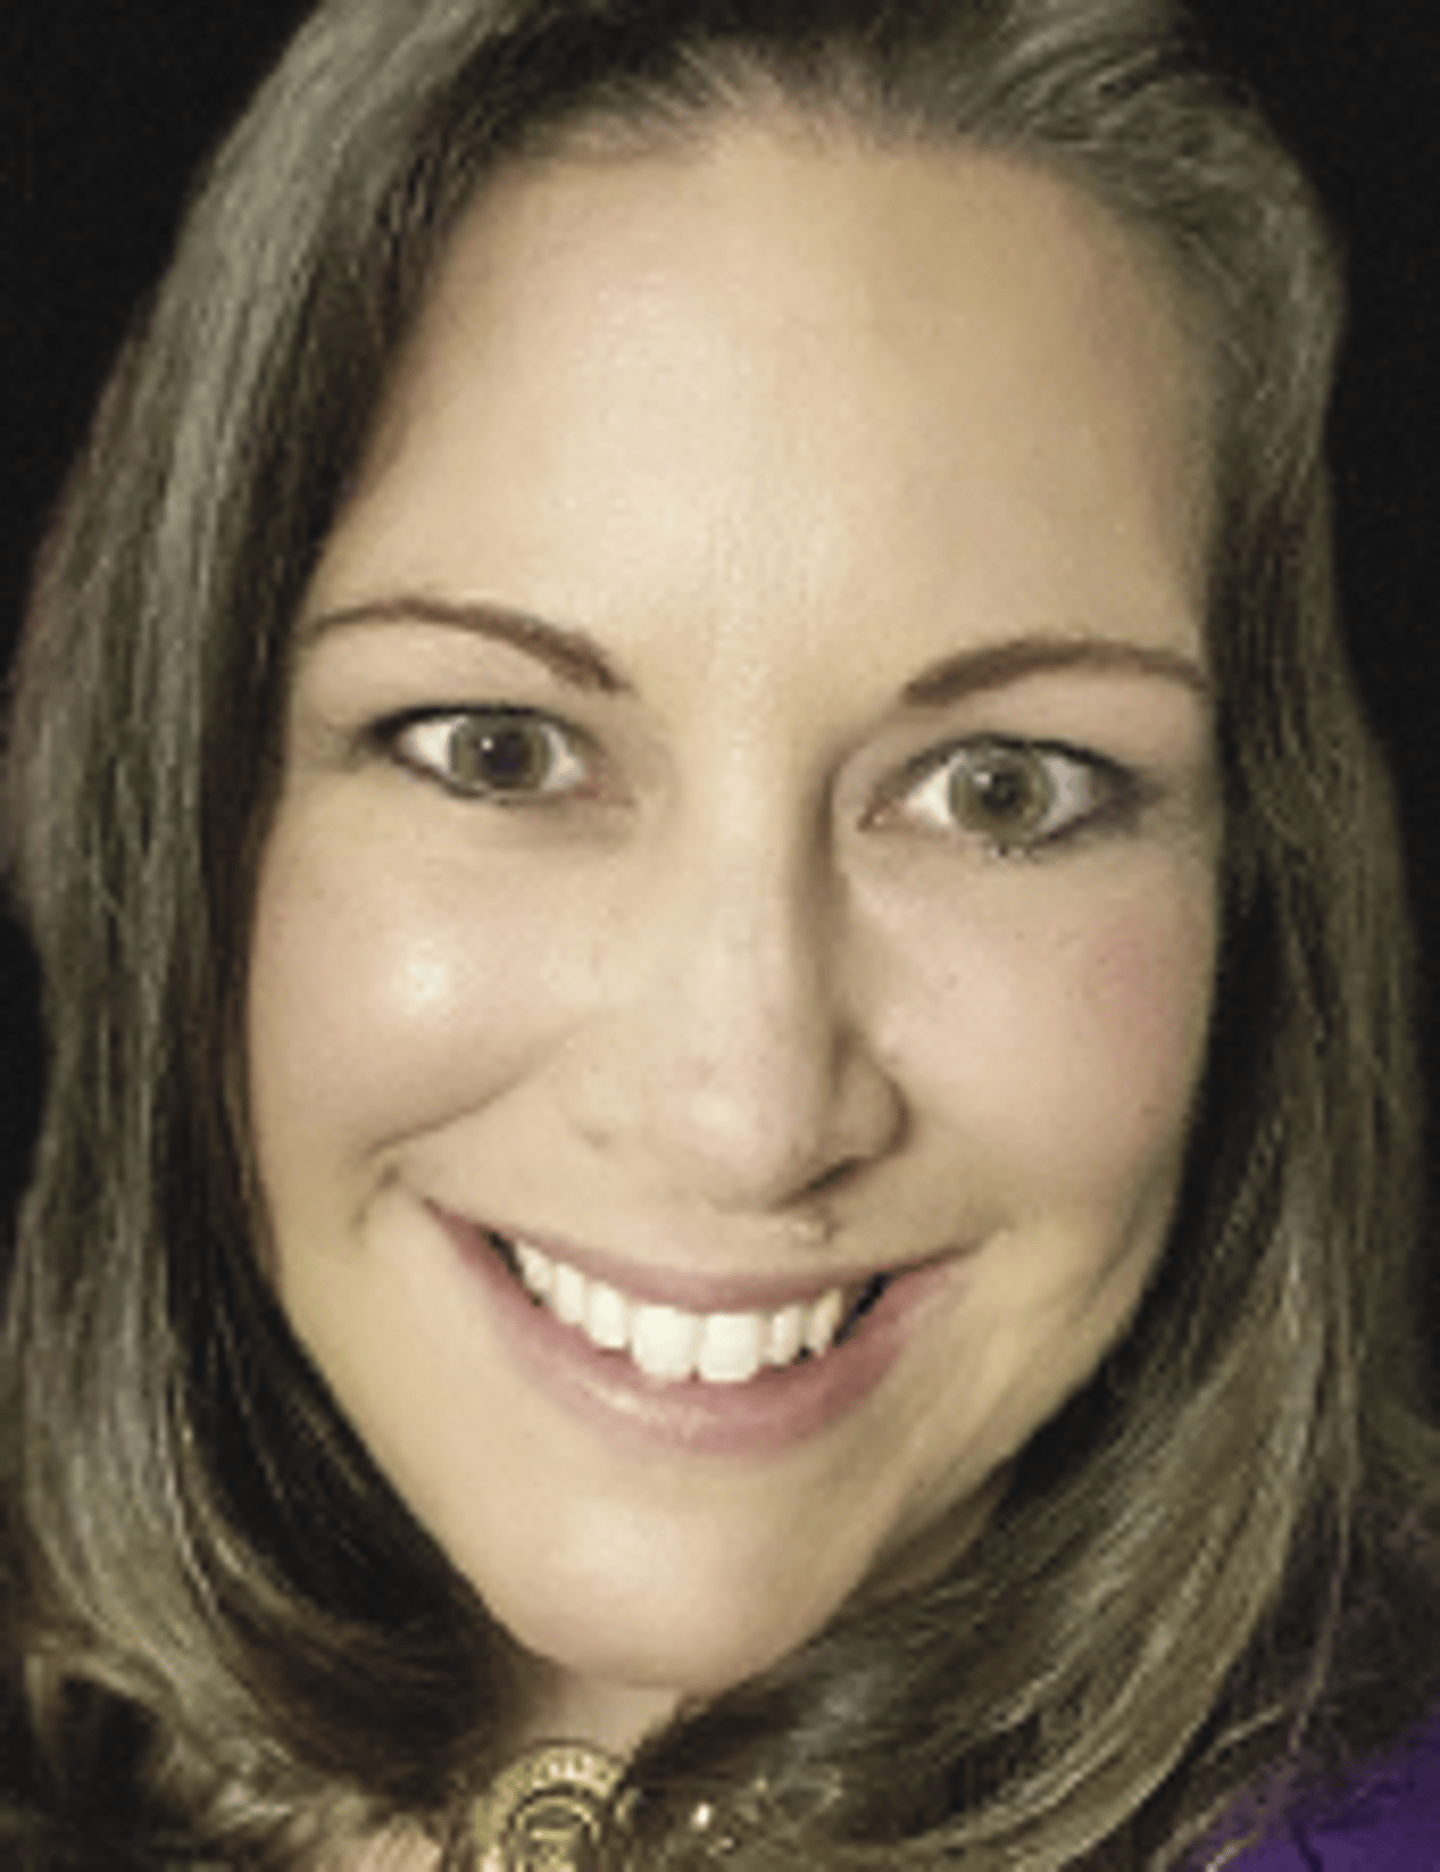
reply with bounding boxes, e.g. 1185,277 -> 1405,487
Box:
1200,1711 -> 1440,1869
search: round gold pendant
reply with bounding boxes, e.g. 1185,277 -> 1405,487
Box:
469,1741 -> 624,1871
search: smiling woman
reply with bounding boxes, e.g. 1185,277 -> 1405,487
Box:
3,2 -> 1439,1869
250,128 -> 1221,1725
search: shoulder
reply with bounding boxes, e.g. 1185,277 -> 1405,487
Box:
1204,1709 -> 1440,1871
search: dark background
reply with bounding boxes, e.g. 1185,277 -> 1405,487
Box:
3,1 -> 1440,1340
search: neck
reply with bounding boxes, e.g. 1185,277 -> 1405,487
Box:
514,1660 -> 683,1757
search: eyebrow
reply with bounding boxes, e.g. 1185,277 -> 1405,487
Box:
299,593 -> 1209,708
297,595 -> 632,694
900,634 -> 1210,708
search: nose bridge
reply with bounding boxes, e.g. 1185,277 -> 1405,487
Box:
585,795 -> 898,1209
675,816 -> 832,1093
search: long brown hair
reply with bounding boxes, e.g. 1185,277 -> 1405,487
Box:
4,0 -> 1437,1864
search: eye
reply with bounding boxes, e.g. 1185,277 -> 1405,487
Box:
896,737 -> 1126,853
390,709 -> 589,801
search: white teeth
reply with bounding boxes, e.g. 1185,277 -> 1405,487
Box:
632,1305 -> 702,1382
506,1236 -> 854,1385
764,1303 -> 806,1367
553,1260 -> 587,1327
585,1280 -> 631,1351
697,1312 -> 763,1385
516,1242 -> 553,1299
804,1288 -> 844,1356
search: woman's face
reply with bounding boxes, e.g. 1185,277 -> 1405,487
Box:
248,115 -> 1219,1728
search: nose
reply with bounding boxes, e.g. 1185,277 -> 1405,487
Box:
562,823 -> 904,1214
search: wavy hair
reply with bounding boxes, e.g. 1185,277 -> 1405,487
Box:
4,0 -> 1438,1864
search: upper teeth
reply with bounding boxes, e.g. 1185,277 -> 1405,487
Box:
512,1239 -> 847,1386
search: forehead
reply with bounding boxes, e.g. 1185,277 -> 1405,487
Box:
314,112 -> 1212,689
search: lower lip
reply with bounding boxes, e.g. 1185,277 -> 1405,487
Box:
439,1213 -> 948,1458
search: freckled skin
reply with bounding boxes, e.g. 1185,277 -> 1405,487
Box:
248,115 -> 1221,1751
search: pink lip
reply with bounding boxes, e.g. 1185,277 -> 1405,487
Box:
435,1207 -> 954,1459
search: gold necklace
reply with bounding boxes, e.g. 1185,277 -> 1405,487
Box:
467,1740 -> 625,1871
457,1741 -> 1255,1867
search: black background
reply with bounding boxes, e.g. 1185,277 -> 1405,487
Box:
3,1 -> 1439,1342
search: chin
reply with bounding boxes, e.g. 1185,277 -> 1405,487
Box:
447,1504 -> 866,1705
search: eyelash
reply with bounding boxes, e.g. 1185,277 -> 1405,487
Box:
375,708 -> 1139,854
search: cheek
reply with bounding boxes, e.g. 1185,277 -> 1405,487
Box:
879,867 -> 1217,1195
1071,903 -> 1215,1128
246,809 -> 581,1181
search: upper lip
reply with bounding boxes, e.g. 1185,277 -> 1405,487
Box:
430,1201 -> 946,1313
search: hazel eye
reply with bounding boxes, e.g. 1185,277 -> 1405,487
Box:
392,710 -> 589,801
900,738 -> 1120,852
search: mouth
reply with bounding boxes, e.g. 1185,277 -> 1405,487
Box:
434,1204 -> 952,1455
484,1227 -> 894,1387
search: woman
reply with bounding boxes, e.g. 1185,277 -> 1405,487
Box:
3,0 -> 1439,1865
